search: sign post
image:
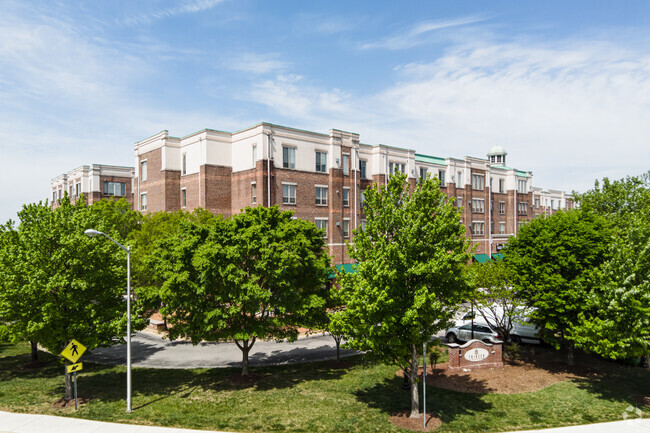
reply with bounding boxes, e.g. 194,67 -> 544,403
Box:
60,339 -> 87,410
422,341 -> 427,430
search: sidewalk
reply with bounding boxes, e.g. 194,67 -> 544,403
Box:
1,410 -> 648,433
504,418 -> 650,432
0,411 -> 232,433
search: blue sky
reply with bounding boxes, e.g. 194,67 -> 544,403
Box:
1,0 -> 650,223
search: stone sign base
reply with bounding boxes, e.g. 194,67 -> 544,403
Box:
446,339 -> 503,370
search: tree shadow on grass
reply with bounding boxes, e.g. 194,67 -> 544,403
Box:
66,355 -> 359,409
354,370 -> 493,424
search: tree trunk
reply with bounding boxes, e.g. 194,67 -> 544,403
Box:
30,341 -> 38,362
333,335 -> 342,362
566,344 -> 575,367
409,344 -> 420,418
64,364 -> 73,401
235,338 -> 256,376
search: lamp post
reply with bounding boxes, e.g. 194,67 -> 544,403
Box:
84,229 -> 132,413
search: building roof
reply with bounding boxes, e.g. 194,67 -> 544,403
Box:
415,154 -> 446,166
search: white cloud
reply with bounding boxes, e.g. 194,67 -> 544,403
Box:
361,15 -> 488,50
120,0 -> 225,26
229,53 -> 289,74
244,36 -> 650,195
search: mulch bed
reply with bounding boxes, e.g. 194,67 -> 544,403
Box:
51,396 -> 91,408
389,411 -> 442,432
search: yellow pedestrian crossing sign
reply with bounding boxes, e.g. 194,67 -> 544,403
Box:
60,339 -> 87,363
66,362 -> 83,374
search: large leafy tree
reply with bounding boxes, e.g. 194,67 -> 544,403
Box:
151,205 -> 331,376
330,172 -> 471,418
0,196 -> 145,399
503,209 -> 612,365
572,173 -> 650,364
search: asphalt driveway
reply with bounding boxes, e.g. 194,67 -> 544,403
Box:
85,331 -> 359,369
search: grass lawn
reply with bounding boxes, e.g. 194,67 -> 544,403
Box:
0,341 -> 648,432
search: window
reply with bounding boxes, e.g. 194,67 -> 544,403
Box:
499,201 -> 505,215
141,193 -> 148,211
419,167 -> 428,184
182,153 -> 187,175
518,202 -> 528,216
315,151 -> 327,173
361,220 -> 367,231
75,183 -> 81,196
472,173 -> 485,190
283,146 -> 295,169
251,183 -> 257,204
517,179 -> 527,194
360,191 -> 366,208
282,184 -> 296,205
457,196 -> 463,209
342,188 -> 350,207
343,219 -> 350,238
316,186 -> 328,206
315,219 -> 328,238
389,162 -> 405,175
181,189 -> 187,208
472,199 -> 485,213
53,191 -> 57,202
499,222 -> 506,234
472,222 -> 485,236
359,160 -> 367,179
342,154 -> 349,175
103,182 -> 126,196
69,185 -> 73,197
551,199 -> 555,210
457,170 -> 463,187
518,221 -> 526,229
252,145 -> 257,166
438,170 -> 446,186
535,198 -> 540,208
141,160 -> 147,181
499,179 -> 505,193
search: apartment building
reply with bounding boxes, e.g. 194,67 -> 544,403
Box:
50,164 -> 135,208
130,122 -> 574,264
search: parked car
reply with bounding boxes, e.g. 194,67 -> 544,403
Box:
445,323 -> 502,344
454,305 -> 542,344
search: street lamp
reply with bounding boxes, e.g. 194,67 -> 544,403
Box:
84,229 -> 132,413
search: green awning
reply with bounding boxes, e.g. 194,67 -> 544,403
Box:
493,253 -> 504,261
328,263 -> 357,278
473,254 -> 490,263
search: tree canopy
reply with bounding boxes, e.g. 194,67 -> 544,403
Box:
149,205 -> 331,375
331,172 -> 471,418
0,196 -> 145,399
503,209 -> 612,364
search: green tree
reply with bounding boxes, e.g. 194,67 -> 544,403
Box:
151,206 -> 331,376
467,259 -> 525,350
572,173 -> 650,364
130,209 -> 216,321
330,173 -> 471,418
503,209 -> 612,365
0,196 -> 145,399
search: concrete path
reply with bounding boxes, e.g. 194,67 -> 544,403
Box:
0,410 -> 232,433
1,411 -> 648,433
503,418 -> 650,432
85,331 -> 358,369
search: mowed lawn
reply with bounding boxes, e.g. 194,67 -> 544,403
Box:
0,342 -> 648,433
